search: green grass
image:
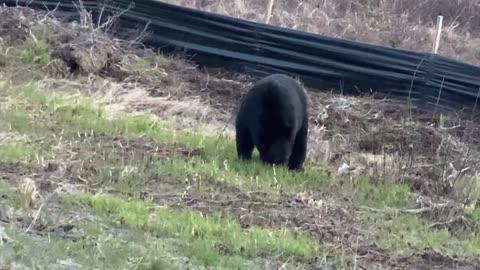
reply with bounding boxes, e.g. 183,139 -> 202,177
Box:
470,208 -> 480,223
0,222 -> 179,270
0,52 -> 480,268
1,10 -> 479,269
356,180 -> 414,208
67,193 -> 325,269
0,82 -> 415,201
19,39 -> 51,69
3,82 -> 479,254
355,207 -> 480,258
0,142 -> 38,163
0,181 -> 177,269
0,82 -> 346,269
0,82 -> 335,193
0,23 -> 53,81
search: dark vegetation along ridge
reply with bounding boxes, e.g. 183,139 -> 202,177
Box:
0,3 -> 480,270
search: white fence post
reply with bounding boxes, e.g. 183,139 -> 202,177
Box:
432,16 -> 443,54
265,0 -> 275,24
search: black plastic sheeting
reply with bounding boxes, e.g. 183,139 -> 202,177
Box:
3,0 -> 480,112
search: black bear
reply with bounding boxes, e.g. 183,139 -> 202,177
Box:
235,73 -> 309,171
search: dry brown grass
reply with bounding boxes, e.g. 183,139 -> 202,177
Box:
38,76 -> 236,138
305,91 -> 480,202
165,0 -> 480,65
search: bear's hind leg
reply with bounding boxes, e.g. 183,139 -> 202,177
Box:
287,122 -> 308,171
236,124 -> 254,160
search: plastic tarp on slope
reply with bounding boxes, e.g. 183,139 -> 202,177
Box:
3,0 -> 480,112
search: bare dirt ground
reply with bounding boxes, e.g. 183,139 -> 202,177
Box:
1,4 -> 480,270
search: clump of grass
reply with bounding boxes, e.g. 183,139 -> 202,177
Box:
469,208 -> 480,224
357,180 -> 415,208
0,142 -> 38,163
19,39 -> 51,69
116,54 -> 172,84
80,194 -> 151,228
16,177 -> 39,209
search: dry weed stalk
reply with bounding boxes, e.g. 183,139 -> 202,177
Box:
19,177 -> 39,209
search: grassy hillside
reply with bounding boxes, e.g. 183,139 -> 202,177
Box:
0,4 -> 480,270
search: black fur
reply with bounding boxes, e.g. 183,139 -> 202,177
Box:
235,74 -> 309,171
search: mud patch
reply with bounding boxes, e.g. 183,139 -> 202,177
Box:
0,210 -> 81,240
0,162 -> 61,193
109,136 -> 203,160
0,162 -> 39,178
387,252 -> 480,270
189,69 -> 252,114
0,163 -> 83,241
